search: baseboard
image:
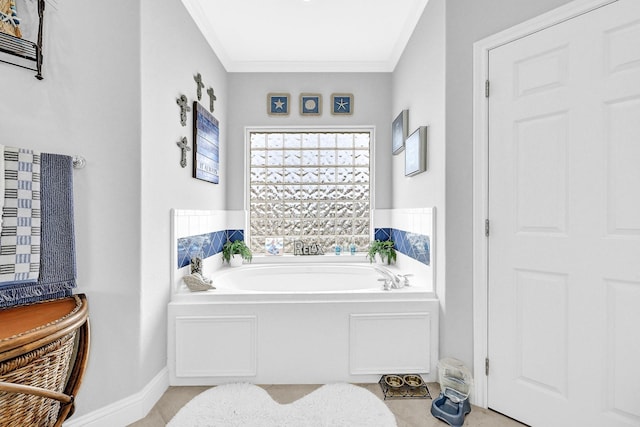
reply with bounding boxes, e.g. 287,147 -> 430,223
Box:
63,367 -> 169,427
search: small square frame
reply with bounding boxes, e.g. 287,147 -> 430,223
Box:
265,237 -> 283,256
405,126 -> 427,177
392,109 -> 408,154
300,93 -> 322,116
267,93 -> 290,116
331,93 -> 354,115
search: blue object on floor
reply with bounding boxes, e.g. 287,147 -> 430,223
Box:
430,389 -> 471,427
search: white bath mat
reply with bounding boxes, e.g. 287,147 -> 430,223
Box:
167,383 -> 397,427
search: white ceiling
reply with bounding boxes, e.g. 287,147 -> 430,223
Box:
181,0 -> 430,73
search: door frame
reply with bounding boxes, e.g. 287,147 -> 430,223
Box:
471,0 -> 617,408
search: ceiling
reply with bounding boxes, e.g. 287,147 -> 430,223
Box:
181,0 -> 430,73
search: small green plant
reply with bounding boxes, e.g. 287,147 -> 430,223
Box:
367,240 -> 397,265
222,240 -> 253,264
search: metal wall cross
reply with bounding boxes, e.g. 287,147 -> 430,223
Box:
207,87 -> 217,113
176,137 -> 190,168
194,73 -> 204,100
176,94 -> 190,126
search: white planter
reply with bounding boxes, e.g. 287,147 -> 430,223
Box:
229,255 -> 243,267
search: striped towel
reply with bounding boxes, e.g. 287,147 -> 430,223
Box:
0,153 -> 76,308
0,146 -> 40,284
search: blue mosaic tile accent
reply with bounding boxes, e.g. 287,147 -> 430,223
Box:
211,230 -> 227,256
177,229 -> 245,268
374,228 -> 391,242
374,227 -> 430,266
227,229 -> 244,243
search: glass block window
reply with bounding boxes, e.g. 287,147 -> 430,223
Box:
249,131 -> 371,255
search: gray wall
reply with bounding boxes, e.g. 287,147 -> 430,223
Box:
0,0 -> 578,418
390,0 -> 575,372
391,0 -> 447,350
227,73 -> 393,210
0,0 -> 142,415
140,0 -> 228,395
0,0 -> 229,417
443,0 -> 574,368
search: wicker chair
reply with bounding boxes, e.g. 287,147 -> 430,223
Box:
0,294 -> 90,427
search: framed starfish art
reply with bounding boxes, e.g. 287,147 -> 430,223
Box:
331,93 -> 353,115
267,93 -> 290,116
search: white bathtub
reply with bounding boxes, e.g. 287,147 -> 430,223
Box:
212,263 -> 410,292
168,262 -> 439,385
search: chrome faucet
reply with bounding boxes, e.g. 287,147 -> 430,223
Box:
396,273 -> 413,287
376,267 -> 412,290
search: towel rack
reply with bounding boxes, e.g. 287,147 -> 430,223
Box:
72,155 -> 86,169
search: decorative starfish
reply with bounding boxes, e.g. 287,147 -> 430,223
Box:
336,98 -> 349,111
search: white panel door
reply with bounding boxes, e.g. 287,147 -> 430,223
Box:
488,1 -> 640,426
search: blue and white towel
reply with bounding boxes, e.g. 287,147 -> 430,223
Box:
0,151 -> 76,308
0,146 -> 41,283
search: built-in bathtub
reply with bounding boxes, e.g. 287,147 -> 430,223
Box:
168,262 -> 439,385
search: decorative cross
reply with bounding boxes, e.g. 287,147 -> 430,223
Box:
207,87 -> 217,113
176,137 -> 190,168
194,73 -> 204,100
176,94 -> 190,126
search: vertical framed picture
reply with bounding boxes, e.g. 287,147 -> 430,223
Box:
267,93 -> 290,116
405,126 -> 427,177
392,110 -> 408,154
300,93 -> 322,116
193,102 -> 220,184
331,93 -> 353,115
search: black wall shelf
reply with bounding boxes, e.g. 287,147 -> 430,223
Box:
0,0 -> 45,80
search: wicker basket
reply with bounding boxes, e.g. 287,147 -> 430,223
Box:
0,332 -> 76,427
0,295 -> 90,427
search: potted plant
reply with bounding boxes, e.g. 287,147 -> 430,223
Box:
222,240 -> 253,267
367,240 -> 397,265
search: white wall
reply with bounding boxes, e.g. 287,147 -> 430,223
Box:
226,73 -> 393,210
140,0 -> 228,392
0,0 -> 142,415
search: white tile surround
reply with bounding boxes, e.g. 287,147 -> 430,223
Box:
374,207 -> 436,290
170,209 -> 246,293
374,207 -> 435,237
171,207 -> 435,293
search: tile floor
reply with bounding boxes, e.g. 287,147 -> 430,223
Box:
129,382 -> 525,427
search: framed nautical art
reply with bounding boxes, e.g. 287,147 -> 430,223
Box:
300,93 -> 322,116
192,101 -> 220,184
267,93 -> 290,116
392,109 -> 408,154
331,93 -> 353,115
405,126 -> 427,177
